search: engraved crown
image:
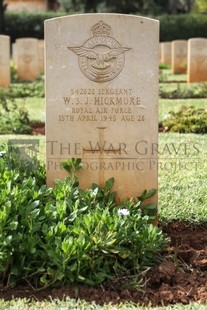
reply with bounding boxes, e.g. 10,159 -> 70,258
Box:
91,20 -> 111,36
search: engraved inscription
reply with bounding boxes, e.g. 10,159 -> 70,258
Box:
68,20 -> 131,82
59,87 -> 145,123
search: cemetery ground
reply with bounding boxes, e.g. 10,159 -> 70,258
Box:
1,69 -> 207,309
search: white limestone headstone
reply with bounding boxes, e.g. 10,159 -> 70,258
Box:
172,40 -> 187,74
160,41 -> 172,66
38,39 -> 45,74
0,35 -> 10,87
16,38 -> 39,81
187,38 -> 207,83
45,14 -> 159,203
12,42 -> 18,68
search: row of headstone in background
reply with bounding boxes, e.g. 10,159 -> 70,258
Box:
0,36 -> 45,87
1,35 -> 207,88
160,38 -> 207,83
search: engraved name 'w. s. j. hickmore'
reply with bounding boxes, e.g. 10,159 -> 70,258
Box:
67,20 -> 131,83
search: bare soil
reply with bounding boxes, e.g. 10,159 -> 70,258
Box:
1,222 -> 207,306
31,121 -> 45,135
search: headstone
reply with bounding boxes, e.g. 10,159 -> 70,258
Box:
7,0 -> 47,12
187,38 -> 207,83
0,35 -> 10,87
12,42 -> 18,67
172,40 -> 187,74
45,14 -> 159,202
16,38 -> 39,81
38,39 -> 45,74
159,43 -> 162,63
160,41 -> 172,66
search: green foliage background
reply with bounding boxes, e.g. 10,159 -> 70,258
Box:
4,12 -> 207,43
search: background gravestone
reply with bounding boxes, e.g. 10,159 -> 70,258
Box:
187,38 -> 207,83
38,39 -> 45,74
0,35 -> 10,87
16,38 -> 39,81
172,40 -> 187,74
160,41 -> 172,66
12,42 -> 18,68
45,14 -> 159,202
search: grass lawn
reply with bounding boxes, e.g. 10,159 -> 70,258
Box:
0,298 -> 206,310
16,97 -> 45,122
159,69 -> 187,83
158,133 -> 207,223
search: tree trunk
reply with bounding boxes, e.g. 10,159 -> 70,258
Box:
0,0 -> 5,34
47,0 -> 59,11
85,0 -> 97,12
187,0 -> 194,12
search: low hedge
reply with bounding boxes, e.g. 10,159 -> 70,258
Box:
4,12 -> 207,43
158,14 -> 207,41
4,11 -> 65,42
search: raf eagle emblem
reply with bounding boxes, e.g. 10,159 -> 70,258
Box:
67,20 -> 131,83
68,46 -> 131,70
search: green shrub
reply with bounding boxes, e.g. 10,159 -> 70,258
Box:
162,105 -> 207,133
0,151 -> 169,288
159,14 -> 207,41
159,83 -> 207,99
159,63 -> 171,70
2,81 -> 44,99
0,93 -> 32,134
5,11 -> 65,42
